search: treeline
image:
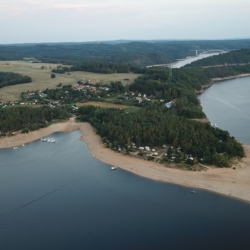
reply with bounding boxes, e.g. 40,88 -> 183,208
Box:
77,103 -> 244,167
186,49 -> 250,67
1,40 -> 250,66
52,62 -> 145,74
203,64 -> 250,78
0,72 -> 32,88
0,106 -> 70,133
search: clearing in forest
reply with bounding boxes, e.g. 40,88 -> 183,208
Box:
0,61 -> 141,102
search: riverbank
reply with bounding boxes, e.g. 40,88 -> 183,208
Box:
1,119 -> 250,203
212,73 -> 250,82
195,73 -> 250,94
0,118 -> 80,148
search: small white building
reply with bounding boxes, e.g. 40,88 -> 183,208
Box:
165,102 -> 172,108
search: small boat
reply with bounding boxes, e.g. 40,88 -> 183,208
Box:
191,189 -> 196,194
50,139 -> 56,143
111,166 -> 117,171
13,147 -> 18,150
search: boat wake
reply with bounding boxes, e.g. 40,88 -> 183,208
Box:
0,178 -> 83,218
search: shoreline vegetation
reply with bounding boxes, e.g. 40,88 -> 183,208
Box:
195,73 -> 250,94
1,119 -> 250,204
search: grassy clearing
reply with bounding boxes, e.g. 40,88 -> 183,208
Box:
76,101 -> 140,112
0,61 -> 141,102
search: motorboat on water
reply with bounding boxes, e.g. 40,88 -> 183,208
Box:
111,166 -> 117,171
41,138 -> 56,143
191,189 -> 196,194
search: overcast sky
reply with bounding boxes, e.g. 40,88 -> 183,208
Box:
1,0 -> 250,44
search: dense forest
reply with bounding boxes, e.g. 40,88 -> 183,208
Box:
0,106 -> 70,134
0,72 -> 32,89
77,103 -> 244,167
185,48 -> 250,67
1,40 -> 250,66
52,62 -> 145,74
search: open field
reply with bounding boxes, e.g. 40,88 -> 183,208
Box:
76,101 -> 140,112
0,61 -> 141,102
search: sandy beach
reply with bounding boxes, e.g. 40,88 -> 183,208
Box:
0,118 -> 80,149
1,119 -> 250,203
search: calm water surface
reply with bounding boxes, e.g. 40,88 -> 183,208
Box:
169,52 -> 221,68
199,76 -> 250,145
0,131 -> 250,250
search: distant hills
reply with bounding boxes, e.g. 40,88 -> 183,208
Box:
0,39 -> 250,66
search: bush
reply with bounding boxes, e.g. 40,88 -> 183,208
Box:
21,127 -> 29,133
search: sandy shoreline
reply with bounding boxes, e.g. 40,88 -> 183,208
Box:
0,118 -> 80,148
212,73 -> 250,82
1,119 -> 249,203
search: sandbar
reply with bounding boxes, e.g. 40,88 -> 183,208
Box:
0,119 -> 250,203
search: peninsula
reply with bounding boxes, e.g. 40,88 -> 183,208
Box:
1,42 -> 250,202
0,119 -> 250,203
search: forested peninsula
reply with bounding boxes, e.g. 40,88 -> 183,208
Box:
185,48 -> 250,67
1,42 -> 250,168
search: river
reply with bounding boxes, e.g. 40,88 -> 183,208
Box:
169,52 -> 222,68
198,76 -> 250,145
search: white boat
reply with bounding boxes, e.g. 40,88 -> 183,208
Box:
50,139 -> 56,143
111,166 -> 117,171
191,189 -> 196,194
13,147 -> 18,150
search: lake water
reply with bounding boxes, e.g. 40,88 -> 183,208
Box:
198,76 -> 250,145
1,131 -> 250,250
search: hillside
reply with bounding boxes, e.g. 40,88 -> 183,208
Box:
185,48 -> 250,67
1,40 -> 250,66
